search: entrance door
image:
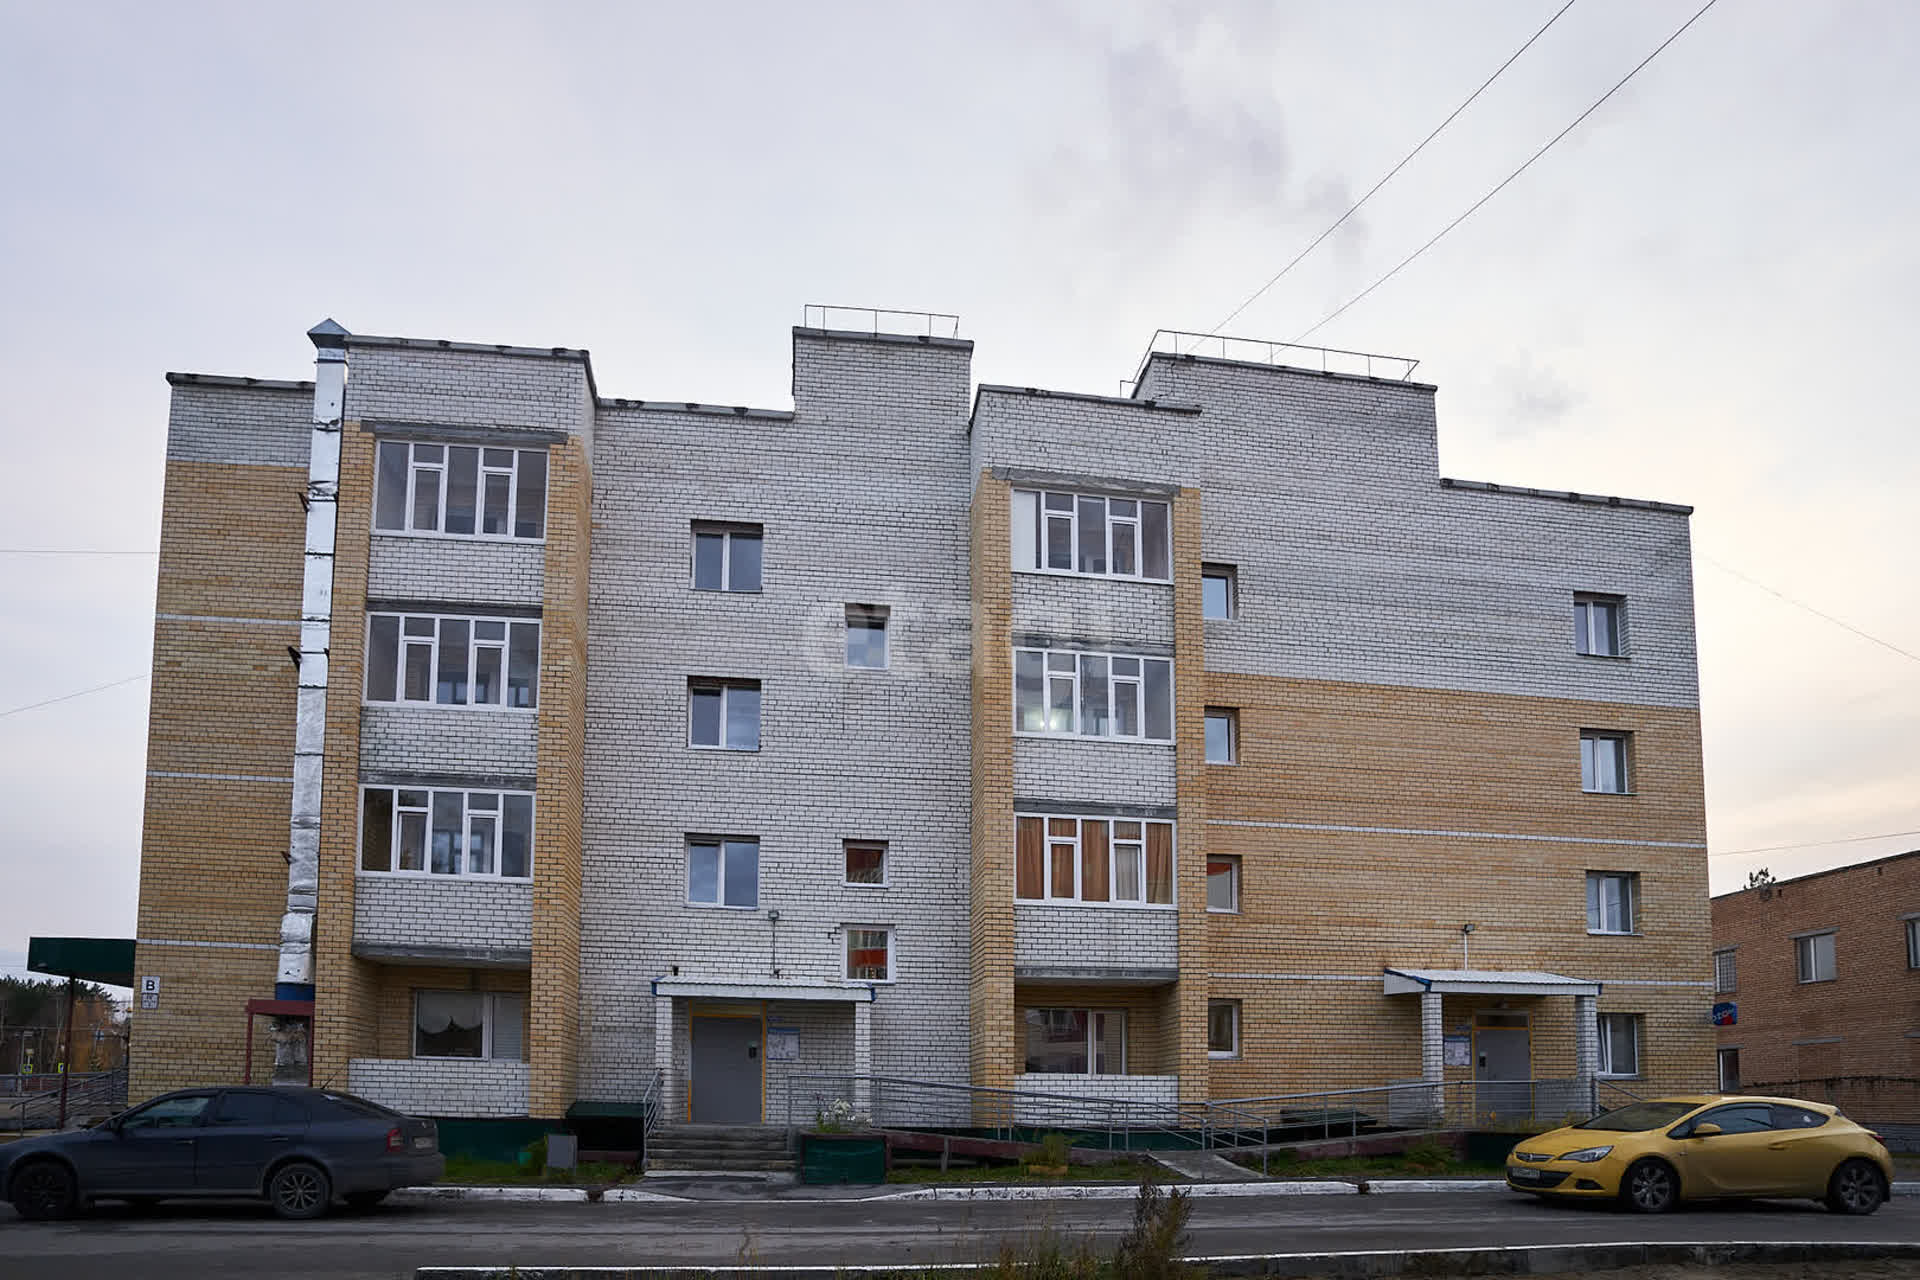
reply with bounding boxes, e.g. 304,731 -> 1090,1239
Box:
1474,1016 -> 1530,1124
690,1016 -> 762,1124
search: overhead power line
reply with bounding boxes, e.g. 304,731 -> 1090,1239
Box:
0,549 -> 156,556
1700,555 -> 1920,666
1295,0 -> 1720,343
1709,829 -> 1920,860
1211,0 -> 1580,336
0,673 -> 150,721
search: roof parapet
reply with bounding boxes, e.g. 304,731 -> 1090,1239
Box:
1440,476 -> 1693,516
1127,329 -> 1424,397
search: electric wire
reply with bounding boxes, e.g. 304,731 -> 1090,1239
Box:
1294,0 -> 1720,343
1210,0 -> 1579,336
0,673 -> 150,721
1709,829 -> 1920,859
0,549 -> 156,556
1700,555 -> 1919,665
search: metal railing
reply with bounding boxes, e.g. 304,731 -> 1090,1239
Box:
639,1066 -> 666,1145
0,1067 -> 127,1132
1125,329 -> 1420,396
801,304 -> 961,340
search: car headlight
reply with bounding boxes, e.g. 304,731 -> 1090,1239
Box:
1559,1145 -> 1614,1163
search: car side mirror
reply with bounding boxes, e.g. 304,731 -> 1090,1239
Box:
1690,1122 -> 1722,1138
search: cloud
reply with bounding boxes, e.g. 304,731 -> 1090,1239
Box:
1489,357 -> 1583,438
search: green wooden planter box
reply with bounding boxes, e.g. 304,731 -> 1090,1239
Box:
799,1132 -> 887,1184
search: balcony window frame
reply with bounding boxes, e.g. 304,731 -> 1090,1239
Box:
1013,647 -> 1173,743
373,440 -> 548,542
1011,489 -> 1171,583
358,786 -> 534,880
364,612 -> 541,710
1015,813 -> 1175,908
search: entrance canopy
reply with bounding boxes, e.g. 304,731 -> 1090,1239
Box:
28,937 -> 136,988
1383,967 -> 1601,998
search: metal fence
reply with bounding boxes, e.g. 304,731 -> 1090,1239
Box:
0,1067 -> 127,1132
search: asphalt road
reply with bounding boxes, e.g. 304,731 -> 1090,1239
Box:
2,1191 -> 1917,1280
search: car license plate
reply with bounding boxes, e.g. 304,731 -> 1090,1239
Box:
412,1135 -> 432,1150
1509,1166 -> 1540,1182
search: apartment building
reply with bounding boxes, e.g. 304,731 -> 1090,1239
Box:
1711,851 -> 1920,1096
130,310 -> 1715,1129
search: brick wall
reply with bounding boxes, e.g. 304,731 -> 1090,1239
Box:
352,878 -> 533,957
348,1058 -> 530,1117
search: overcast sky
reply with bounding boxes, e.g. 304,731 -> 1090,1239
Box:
2,0 -> 1916,983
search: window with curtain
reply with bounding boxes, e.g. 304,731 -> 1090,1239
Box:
413,991 -> 525,1060
844,928 -> 892,981
1014,815 -> 1173,905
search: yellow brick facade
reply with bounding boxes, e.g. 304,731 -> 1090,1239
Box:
968,470 -> 1017,1099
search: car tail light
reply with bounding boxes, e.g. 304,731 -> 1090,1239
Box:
386,1126 -> 403,1153
1867,1130 -> 1887,1147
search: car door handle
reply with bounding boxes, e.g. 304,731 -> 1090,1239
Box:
266,1136 -> 291,1144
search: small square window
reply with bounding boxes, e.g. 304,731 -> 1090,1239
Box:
1580,730 -> 1630,793
688,835 -> 759,908
844,840 -> 888,886
689,679 -> 761,750
1586,871 -> 1638,934
845,927 -> 892,982
1796,931 -> 1836,983
1714,948 -> 1737,993
1207,1000 -> 1240,1058
1207,856 -> 1240,913
691,523 -> 763,592
1205,708 -> 1238,764
846,604 -> 889,670
1574,593 -> 1624,657
1202,564 -> 1237,620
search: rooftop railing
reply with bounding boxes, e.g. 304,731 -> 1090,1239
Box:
802,305 -> 961,340
1125,329 -> 1420,396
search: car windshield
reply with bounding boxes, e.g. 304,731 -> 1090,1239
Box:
319,1091 -> 401,1119
1576,1101 -> 1700,1132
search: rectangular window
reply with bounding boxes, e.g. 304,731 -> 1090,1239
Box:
1205,707 -> 1238,764
845,927 -> 892,982
1580,731 -> 1630,793
365,613 -> 540,709
1202,564 -> 1236,620
1207,1000 -> 1240,1058
1574,593 -> 1624,657
1014,814 -> 1173,906
1714,948 -> 1737,993
1717,1047 -> 1740,1093
373,441 -> 547,540
846,604 -> 889,669
691,523 -> 763,592
1796,931 -> 1837,983
1022,1008 -> 1125,1075
1597,1012 -> 1641,1077
1207,856 -> 1240,913
360,787 -> 533,879
1010,489 -> 1172,582
844,840 -> 887,886
1585,871 -> 1638,934
687,835 -> 759,908
1908,919 -> 1920,970
413,991 -> 525,1061
1013,648 -> 1173,742
689,679 -> 761,750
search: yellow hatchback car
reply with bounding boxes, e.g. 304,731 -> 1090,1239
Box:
1506,1095 -> 1893,1214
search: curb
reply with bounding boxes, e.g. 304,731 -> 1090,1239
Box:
414,1239 -> 1920,1279
864,1180 -> 1355,1202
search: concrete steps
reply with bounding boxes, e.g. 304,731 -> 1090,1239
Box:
646,1124 -> 795,1173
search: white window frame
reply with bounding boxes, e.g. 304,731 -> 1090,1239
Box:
358,786 -> 535,880
845,604 -> 890,670
364,612 -> 541,710
1022,1007 -> 1127,1076
843,839 -> 889,888
1202,564 -> 1237,620
1717,1046 -> 1741,1093
1011,489 -> 1171,582
1574,593 -> 1625,658
1580,730 -> 1631,794
1017,813 -> 1175,908
1013,647 -> 1173,742
690,523 -> 763,593
1795,929 -> 1837,983
1713,947 -> 1737,993
688,679 -> 761,750
374,440 -> 548,541
686,834 -> 759,909
1207,999 -> 1241,1059
843,925 -> 894,984
1207,855 -> 1241,913
1205,707 -> 1238,764
412,990 -> 526,1062
1596,1012 -> 1641,1078
1585,871 -> 1638,935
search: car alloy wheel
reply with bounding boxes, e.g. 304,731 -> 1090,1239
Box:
1827,1159 -> 1885,1215
268,1161 -> 330,1220
9,1160 -> 78,1221
1623,1159 -> 1678,1213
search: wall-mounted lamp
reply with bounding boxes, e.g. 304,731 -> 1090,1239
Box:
1461,922 -> 1478,968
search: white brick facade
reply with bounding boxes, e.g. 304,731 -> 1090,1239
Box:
1014,904 -> 1177,974
352,877 -> 533,960
348,1057 -> 530,1118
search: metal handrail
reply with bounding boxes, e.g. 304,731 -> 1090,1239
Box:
639,1066 -> 665,1144
801,305 -> 961,339
1127,328 -> 1420,395
784,1073 -> 1209,1152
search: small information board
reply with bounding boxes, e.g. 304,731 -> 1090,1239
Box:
767,1027 -> 799,1062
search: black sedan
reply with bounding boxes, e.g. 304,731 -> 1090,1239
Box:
1,1085 -> 443,1220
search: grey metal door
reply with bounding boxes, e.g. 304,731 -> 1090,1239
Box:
1474,1026 -> 1530,1124
690,1016 -> 762,1124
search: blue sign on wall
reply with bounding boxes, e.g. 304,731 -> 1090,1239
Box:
1712,1001 -> 1737,1026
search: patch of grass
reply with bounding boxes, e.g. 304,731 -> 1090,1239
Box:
972,1180 -> 1198,1280
886,1158 -> 1167,1185
1226,1146 -> 1501,1178
439,1154 -> 634,1186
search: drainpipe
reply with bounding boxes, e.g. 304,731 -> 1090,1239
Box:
274,319 -> 348,1075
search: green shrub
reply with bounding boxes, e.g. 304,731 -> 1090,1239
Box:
1112,1178 -> 1200,1280
1025,1132 -> 1074,1169
1401,1140 -> 1455,1173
